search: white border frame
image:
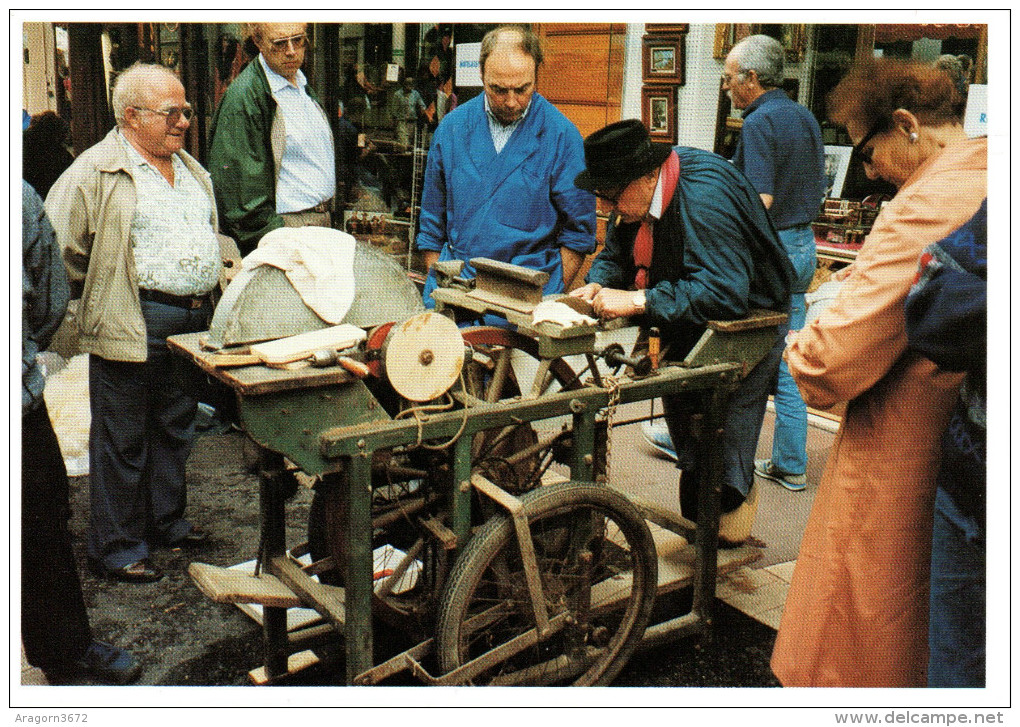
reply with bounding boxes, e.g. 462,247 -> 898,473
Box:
823,144 -> 853,199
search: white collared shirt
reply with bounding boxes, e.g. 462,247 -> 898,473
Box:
260,54 -> 336,214
647,166 -> 666,221
118,130 -> 222,296
484,94 -> 532,154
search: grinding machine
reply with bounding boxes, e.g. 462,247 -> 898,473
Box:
170,241 -> 785,686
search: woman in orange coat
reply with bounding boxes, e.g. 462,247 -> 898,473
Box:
770,59 -> 987,687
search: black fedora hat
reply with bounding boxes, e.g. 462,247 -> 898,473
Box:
574,119 -> 673,193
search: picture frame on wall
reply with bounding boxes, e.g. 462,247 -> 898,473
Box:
823,145 -> 853,199
645,23 -> 689,35
642,87 -> 676,142
642,34 -> 684,85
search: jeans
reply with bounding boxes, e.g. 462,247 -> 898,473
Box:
770,224 -> 817,476
928,486 -> 985,687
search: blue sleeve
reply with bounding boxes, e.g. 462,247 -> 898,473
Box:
906,251 -> 986,373
22,182 -> 70,350
414,128 -> 448,253
738,114 -> 775,197
585,215 -> 629,288
905,202 -> 987,373
23,181 -> 70,413
550,124 -> 597,254
645,191 -> 754,327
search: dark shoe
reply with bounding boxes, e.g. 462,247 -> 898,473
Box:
92,558 -> 164,583
166,526 -> 209,549
46,641 -> 142,685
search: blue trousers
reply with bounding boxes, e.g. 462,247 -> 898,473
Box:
928,486 -> 985,687
87,299 -> 208,569
666,322 -> 787,518
769,225 -> 817,476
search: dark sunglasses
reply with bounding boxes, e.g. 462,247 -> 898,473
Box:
132,106 -> 194,126
852,121 -> 887,165
594,187 -> 624,205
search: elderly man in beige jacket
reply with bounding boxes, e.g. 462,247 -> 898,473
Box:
46,63 -> 222,584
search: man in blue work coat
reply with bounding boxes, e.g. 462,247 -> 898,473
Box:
415,25 -> 597,307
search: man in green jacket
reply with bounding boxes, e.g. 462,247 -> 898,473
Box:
208,22 -> 336,255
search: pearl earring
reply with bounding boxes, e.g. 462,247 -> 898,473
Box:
909,132 -> 919,143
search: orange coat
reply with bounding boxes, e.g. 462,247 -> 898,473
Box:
771,137 -> 987,687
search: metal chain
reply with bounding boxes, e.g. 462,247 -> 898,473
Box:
600,374 -> 621,485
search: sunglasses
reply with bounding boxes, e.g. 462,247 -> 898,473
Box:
267,33 -> 309,52
594,187 -> 624,205
852,121 -> 887,166
132,106 -> 194,126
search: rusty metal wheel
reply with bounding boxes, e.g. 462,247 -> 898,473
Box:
306,326 -> 583,629
435,482 -> 658,686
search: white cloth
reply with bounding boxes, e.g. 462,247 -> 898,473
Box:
235,226 -> 357,324
259,55 -> 336,213
531,299 -> 598,328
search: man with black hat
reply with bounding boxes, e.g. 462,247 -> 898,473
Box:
570,119 -> 794,543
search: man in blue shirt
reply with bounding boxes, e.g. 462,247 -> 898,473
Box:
415,25 -> 596,308
726,34 -> 825,492
209,23 -> 336,255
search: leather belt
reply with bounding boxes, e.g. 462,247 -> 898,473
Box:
139,289 -> 209,310
305,198 -> 333,214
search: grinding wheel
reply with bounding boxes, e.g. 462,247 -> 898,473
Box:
383,312 -> 464,402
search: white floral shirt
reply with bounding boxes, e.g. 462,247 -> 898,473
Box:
119,131 -> 222,296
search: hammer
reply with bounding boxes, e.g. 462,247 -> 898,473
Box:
309,347 -> 370,378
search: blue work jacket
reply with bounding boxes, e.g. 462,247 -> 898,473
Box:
416,93 -> 596,306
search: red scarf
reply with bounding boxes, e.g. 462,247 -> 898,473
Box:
634,150 -> 680,290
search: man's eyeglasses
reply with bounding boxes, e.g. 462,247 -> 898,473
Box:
131,106 -> 194,126
594,187 -> 624,205
721,71 -> 745,86
268,33 -> 309,52
853,121 -> 886,166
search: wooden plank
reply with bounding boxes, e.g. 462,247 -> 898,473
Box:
251,324 -> 367,365
168,331 -> 363,396
248,650 -> 320,685
188,562 -> 311,608
272,556 -> 347,628
593,523 -> 761,611
707,309 -> 787,332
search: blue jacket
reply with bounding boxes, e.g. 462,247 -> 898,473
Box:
23,181 -> 70,414
416,93 -> 596,305
587,146 -> 794,354
905,200 -> 987,525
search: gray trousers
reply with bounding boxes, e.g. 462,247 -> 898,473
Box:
87,298 -> 208,569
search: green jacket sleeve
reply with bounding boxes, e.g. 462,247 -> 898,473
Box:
208,84 -> 283,255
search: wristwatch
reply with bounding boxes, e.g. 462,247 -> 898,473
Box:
631,290 -> 646,313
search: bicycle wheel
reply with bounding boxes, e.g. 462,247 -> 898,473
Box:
436,482 -> 657,686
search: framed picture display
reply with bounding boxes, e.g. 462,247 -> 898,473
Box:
645,23 -> 689,35
823,145 -> 853,199
713,23 -> 807,62
642,34 -> 684,85
642,87 -> 676,142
